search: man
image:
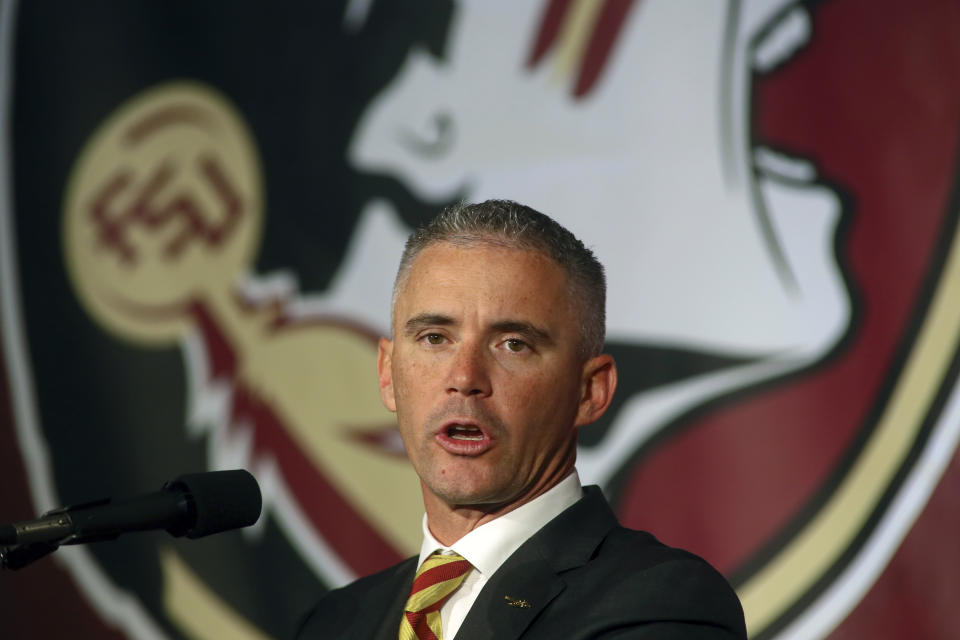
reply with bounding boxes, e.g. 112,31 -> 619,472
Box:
296,200 -> 746,639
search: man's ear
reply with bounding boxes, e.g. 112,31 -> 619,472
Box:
574,354 -> 617,428
377,337 -> 397,413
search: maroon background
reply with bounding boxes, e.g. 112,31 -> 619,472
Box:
619,0 -> 960,599
2,1 -> 959,638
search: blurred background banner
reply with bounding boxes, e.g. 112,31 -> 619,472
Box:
1,0 -> 958,638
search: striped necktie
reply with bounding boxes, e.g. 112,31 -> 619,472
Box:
399,552 -> 473,640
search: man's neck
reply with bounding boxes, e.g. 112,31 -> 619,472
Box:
422,470 -> 576,545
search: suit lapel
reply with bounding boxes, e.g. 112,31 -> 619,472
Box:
371,586 -> 408,640
356,557 -> 416,640
456,551 -> 565,640
454,487 -> 617,640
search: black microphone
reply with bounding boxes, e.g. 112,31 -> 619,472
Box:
0,469 -> 261,547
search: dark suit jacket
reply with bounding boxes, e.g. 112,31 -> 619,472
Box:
296,486 -> 746,639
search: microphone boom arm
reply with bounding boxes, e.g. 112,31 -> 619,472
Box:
0,470 -> 261,570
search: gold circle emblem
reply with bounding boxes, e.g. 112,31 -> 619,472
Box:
63,81 -> 263,345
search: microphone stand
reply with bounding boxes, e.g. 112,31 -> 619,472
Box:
1,469 -> 261,570
1,498 -> 120,570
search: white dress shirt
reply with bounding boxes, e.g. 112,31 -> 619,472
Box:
415,471 -> 584,639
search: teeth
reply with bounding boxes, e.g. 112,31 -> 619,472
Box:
449,425 -> 483,441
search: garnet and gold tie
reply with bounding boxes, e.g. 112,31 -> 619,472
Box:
399,552 -> 473,640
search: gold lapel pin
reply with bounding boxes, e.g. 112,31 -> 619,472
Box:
504,596 -> 532,609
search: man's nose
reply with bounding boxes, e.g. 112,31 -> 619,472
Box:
446,340 -> 492,397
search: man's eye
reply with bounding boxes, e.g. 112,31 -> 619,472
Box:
505,338 -> 527,352
424,334 -> 445,345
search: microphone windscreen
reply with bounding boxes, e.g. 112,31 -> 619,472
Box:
166,470 -> 262,539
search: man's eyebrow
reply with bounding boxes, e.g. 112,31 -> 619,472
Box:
403,313 -> 455,336
491,320 -> 553,344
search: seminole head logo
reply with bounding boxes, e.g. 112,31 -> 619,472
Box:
37,1 -> 960,639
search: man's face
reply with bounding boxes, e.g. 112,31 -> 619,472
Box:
378,241 -> 609,510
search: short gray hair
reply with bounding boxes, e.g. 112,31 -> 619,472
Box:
393,199 -> 606,357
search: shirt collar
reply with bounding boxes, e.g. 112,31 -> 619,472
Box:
417,471 -> 583,577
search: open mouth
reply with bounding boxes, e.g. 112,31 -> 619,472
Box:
435,420 -> 494,455
447,424 -> 485,441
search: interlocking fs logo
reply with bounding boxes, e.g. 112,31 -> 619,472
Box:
33,1 -> 960,639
